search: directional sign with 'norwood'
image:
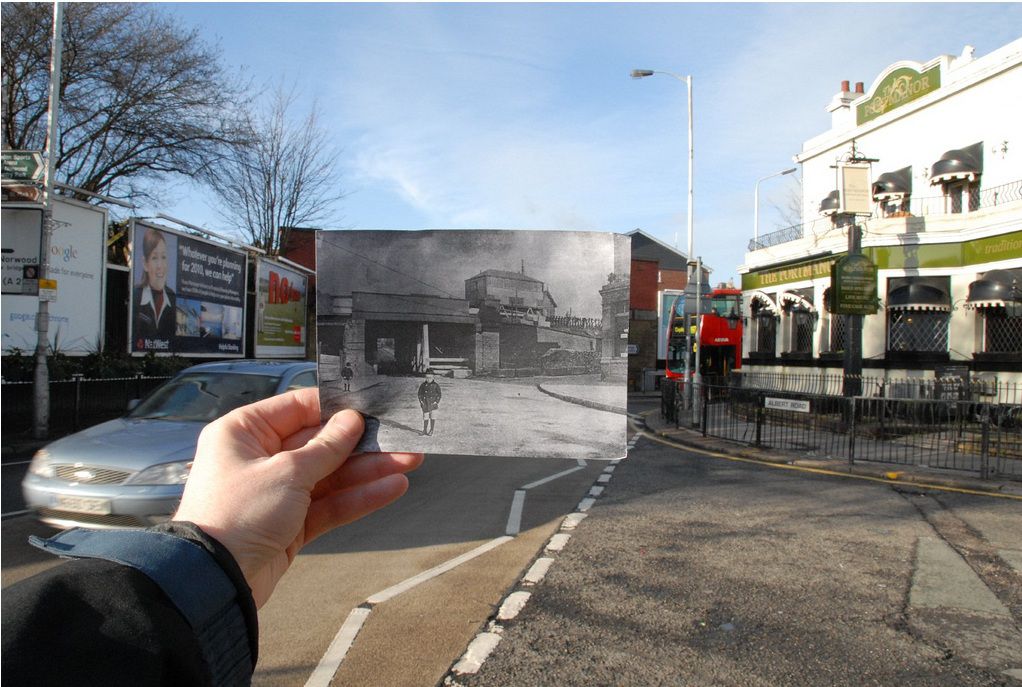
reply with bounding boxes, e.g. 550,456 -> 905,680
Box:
1,150 -> 44,182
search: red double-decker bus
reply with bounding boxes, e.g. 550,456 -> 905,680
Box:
664,286 -> 743,381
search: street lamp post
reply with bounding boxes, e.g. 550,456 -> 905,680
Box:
631,68 -> 697,413
754,167 -> 797,244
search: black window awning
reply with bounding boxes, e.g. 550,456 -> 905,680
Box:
930,142 -> 983,185
887,282 -> 950,312
872,166 -> 912,200
966,269 -> 1021,309
818,190 -> 840,216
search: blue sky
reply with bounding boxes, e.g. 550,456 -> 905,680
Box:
157,2 -> 1022,283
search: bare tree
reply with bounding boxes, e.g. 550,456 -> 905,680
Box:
2,3 -> 250,204
201,85 -> 345,255
768,173 -> 803,230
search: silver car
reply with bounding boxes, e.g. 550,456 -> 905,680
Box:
23,360 -> 317,529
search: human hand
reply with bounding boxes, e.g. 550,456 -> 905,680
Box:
174,387 -> 423,608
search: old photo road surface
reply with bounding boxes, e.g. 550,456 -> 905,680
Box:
316,229 -> 630,460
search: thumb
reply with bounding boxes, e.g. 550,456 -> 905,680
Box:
279,409 -> 365,488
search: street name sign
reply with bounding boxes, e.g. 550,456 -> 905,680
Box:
764,397 -> 810,413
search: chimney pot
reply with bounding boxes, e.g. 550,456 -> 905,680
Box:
855,82 -> 865,93
841,80 -> 850,92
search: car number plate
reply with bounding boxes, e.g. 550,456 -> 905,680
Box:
54,495 -> 112,515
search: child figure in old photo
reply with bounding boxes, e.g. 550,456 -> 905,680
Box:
341,361 -> 354,392
417,369 -> 442,436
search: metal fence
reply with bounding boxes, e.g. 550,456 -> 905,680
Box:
749,178 -> 1022,252
2,375 -> 172,439
662,376 -> 1022,481
731,371 -> 1022,405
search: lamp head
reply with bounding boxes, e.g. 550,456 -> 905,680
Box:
630,69 -> 655,79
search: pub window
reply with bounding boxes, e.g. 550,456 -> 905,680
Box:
880,196 -> 911,217
983,309 -> 1022,353
886,278 -> 951,355
888,311 -> 949,353
755,313 -> 777,355
945,180 -> 980,214
830,314 -> 847,353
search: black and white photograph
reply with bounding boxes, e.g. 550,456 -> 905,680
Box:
316,229 -> 630,460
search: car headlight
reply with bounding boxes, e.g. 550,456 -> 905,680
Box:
128,461 -> 192,486
29,449 -> 55,478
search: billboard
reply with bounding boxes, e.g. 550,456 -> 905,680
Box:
255,259 -> 309,358
2,199 -> 107,354
129,220 -> 246,357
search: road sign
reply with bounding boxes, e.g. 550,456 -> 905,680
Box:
1,184 -> 43,203
1,150 -> 44,182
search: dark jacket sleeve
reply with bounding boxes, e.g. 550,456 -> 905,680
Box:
1,522 -> 257,687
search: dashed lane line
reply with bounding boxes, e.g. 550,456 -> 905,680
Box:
307,459 -> 599,686
448,453 -> 619,680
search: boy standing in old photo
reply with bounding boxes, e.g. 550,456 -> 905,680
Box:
417,369 -> 442,436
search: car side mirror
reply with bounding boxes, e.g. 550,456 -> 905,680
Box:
126,399 -> 141,412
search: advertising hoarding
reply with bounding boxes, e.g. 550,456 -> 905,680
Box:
129,220 -> 246,357
1,199 -> 107,354
255,259 -> 308,358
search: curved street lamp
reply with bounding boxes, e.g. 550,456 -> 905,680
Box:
630,69 -> 693,259
632,68 -> 699,417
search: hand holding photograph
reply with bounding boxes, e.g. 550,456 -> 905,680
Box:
316,229 -> 630,460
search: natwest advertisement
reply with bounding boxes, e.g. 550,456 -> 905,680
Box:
129,220 -> 246,356
255,259 -> 308,358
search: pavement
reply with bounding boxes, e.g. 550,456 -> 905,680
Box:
637,395 -> 1022,499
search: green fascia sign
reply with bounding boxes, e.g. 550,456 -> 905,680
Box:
742,230 -> 1022,291
830,255 -> 878,315
857,65 -> 941,126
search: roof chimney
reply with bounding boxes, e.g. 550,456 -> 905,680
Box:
827,79 -> 858,131
855,81 -> 865,94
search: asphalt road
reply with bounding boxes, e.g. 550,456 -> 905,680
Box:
456,423 -> 1022,687
7,395 -> 1019,686
1,448 -> 608,686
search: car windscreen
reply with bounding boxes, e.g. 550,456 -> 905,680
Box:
127,372 -> 279,422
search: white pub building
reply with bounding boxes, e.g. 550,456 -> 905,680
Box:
739,38 -> 1022,397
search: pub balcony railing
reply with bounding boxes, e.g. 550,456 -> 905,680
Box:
749,178 -> 1022,252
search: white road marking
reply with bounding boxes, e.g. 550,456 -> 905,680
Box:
561,512 -> 588,530
588,486 -> 604,497
304,607 -> 371,687
546,533 -> 571,552
577,497 -> 596,512
523,557 -> 555,585
603,465 -> 616,474
497,591 -> 532,621
597,473 -> 611,483
368,536 -> 514,605
505,490 -> 526,535
311,459 -> 597,683
452,632 -> 502,675
521,465 -> 584,490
